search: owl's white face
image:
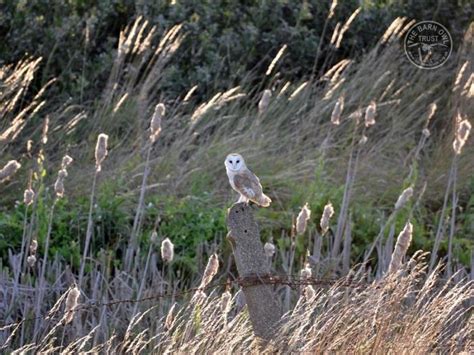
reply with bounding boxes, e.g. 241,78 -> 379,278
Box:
225,153 -> 245,172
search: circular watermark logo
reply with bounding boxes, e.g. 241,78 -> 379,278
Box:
404,21 -> 452,69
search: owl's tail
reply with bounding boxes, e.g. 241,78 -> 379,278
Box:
257,193 -> 272,207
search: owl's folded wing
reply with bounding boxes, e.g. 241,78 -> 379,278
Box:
233,171 -> 263,200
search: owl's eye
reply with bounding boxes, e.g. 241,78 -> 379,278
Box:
229,160 -> 233,164
236,160 -> 240,163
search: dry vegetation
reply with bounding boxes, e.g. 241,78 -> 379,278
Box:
0,9 -> 473,354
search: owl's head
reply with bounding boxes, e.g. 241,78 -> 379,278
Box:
225,153 -> 245,171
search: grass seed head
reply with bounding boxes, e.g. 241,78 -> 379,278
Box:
27,255 -> 36,267
221,290 -> 232,314
364,101 -> 376,127
150,103 -> 165,143
320,202 -> 335,234
264,241 -> 276,258
296,203 -> 311,235
161,237 -> 174,263
258,89 -> 272,116
453,118 -> 471,155
23,188 -> 35,206
30,239 -> 38,254
388,221 -> 413,274
165,303 -> 177,330
64,286 -> 80,324
394,186 -> 413,210
95,133 -> 109,172
331,95 -> 344,125
0,160 -> 21,182
200,253 -> 219,289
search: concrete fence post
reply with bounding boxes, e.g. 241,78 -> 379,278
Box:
226,202 -> 281,340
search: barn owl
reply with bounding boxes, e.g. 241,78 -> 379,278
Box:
225,153 -> 272,207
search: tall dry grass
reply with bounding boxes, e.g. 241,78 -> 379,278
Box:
0,12 -> 473,354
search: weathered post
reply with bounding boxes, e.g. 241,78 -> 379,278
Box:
226,202 -> 281,340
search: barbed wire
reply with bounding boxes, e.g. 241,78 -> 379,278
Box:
0,274 -> 369,331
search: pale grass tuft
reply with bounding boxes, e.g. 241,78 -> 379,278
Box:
161,238 -> 174,263
150,103 -> 165,143
258,89 -> 272,116
264,241 -> 276,258
0,160 -> 21,182
199,253 -> 219,289
296,203 -> 311,235
388,221 -> 413,274
64,286 -> 81,324
328,0 -> 338,19
331,95 -> 344,125
95,133 -> 109,172
289,81 -> 308,101
320,202 -> 335,234
364,101 -> 376,127
394,186 -> 413,210
335,8 -> 361,48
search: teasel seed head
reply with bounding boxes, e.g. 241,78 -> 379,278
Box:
388,221 -> 413,274
296,203 -> 311,235
95,133 -> 109,172
200,253 -> 219,289
364,101 -> 376,127
27,255 -> 37,268
54,169 -> 68,198
258,89 -> 272,116
331,95 -> 344,125
264,241 -> 276,258
0,160 -> 21,183
150,103 -> 165,143
320,202 -> 335,234
161,237 -> 174,263
64,286 -> 81,324
24,188 -> 35,206
394,186 -> 413,210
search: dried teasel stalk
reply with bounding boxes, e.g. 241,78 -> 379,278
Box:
258,89 -> 272,116
199,253 -> 219,289
331,95 -> 344,125
64,286 -> 81,324
296,203 -> 311,235
150,103 -> 165,143
320,202 -> 335,234
161,238 -> 174,263
264,241 -> 276,258
388,221 -> 413,274
364,101 -> 376,127
95,133 -> 109,172
0,160 -> 21,182
394,186 -> 413,210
